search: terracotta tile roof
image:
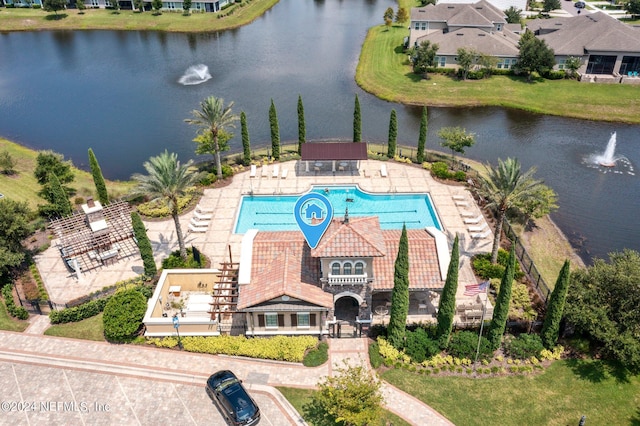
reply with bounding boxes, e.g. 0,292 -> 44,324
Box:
237,231 -> 333,310
373,229 -> 445,291
310,217 -> 387,258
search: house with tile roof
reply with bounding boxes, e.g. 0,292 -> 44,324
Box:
237,215 -> 448,336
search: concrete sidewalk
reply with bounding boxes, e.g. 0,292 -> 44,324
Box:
0,331 -> 453,425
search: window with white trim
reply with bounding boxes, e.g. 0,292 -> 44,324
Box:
343,262 -> 352,275
331,262 -> 341,275
435,56 -> 446,67
414,23 -> 420,30
297,313 -> 310,328
355,261 -> 364,275
265,313 -> 278,328
167,1 -> 176,9
421,22 -> 426,30
557,59 -> 566,70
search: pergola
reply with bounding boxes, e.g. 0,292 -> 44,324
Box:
50,199 -> 138,274
300,142 -> 368,172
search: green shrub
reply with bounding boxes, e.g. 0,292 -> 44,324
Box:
49,297 -> 109,324
30,264 -> 49,300
453,171 -> 467,181
369,342 -> 384,368
136,188 -> 198,218
303,342 -> 328,367
162,247 -> 205,269
473,250 -> 525,280
404,328 -> 439,363
447,330 -> 493,361
430,162 -> 451,179
503,334 -> 544,360
1,285 -> 29,320
102,288 -> 147,342
545,70 -> 566,80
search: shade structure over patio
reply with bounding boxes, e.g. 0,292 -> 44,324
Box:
300,142 -> 368,172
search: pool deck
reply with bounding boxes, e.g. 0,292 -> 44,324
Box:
36,159 -> 492,307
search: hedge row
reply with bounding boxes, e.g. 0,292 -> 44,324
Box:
30,264 -> 49,301
2,285 -> 29,320
49,297 -> 109,324
147,335 -> 318,362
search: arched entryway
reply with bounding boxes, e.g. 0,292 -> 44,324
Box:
334,292 -> 363,322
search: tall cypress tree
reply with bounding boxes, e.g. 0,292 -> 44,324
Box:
353,94 -> 361,143
436,235 -> 460,348
487,244 -> 516,350
417,106 -> 427,163
43,172 -> 72,218
269,99 -> 280,161
387,224 -> 410,349
131,212 -> 157,277
88,148 -> 109,205
541,260 -> 571,349
297,95 -> 306,155
387,109 -> 397,158
241,111 -> 251,166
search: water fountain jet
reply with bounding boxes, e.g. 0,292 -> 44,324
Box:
593,132 -> 618,167
178,64 -> 211,86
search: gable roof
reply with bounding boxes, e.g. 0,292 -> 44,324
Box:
310,216 -> 387,258
527,12 -> 640,56
373,229 -> 445,291
238,231 -> 332,310
301,142 -> 368,161
411,1 -> 506,25
418,27 -> 519,57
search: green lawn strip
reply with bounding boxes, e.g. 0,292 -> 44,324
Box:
0,299 -> 29,332
356,25 -> 640,124
381,360 -> 640,426
276,386 -> 411,426
44,312 -> 105,341
0,138 -> 134,209
0,0 -> 279,32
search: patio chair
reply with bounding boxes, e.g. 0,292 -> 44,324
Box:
249,164 -> 256,178
281,168 -> 288,179
470,229 -> 491,239
261,165 -> 268,178
272,164 -> 279,178
463,215 -> 484,224
380,163 -> 388,177
468,222 -> 488,233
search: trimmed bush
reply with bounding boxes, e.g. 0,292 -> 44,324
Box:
473,250 -> 525,280
404,328 -> 439,363
2,285 -> 29,320
447,330 -> 493,361
430,162 -> 451,179
503,334 -> 544,360
162,247 -> 205,269
49,297 -> 109,324
131,212 -> 157,277
136,188 -> 198,218
103,288 -> 147,342
369,342 -> 384,368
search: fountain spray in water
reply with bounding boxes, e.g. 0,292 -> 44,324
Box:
178,64 -> 211,86
585,132 -> 635,176
595,132 -> 618,167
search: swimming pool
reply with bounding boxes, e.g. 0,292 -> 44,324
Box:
233,186 -> 442,234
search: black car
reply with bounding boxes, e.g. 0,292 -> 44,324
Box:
206,370 -> 261,426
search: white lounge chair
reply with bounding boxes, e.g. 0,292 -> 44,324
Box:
452,195 -> 466,201
380,164 -> 388,177
190,218 -> 210,227
272,165 -> 279,178
455,200 -> 470,207
188,224 -> 208,233
281,168 -> 288,179
194,210 -> 213,220
196,204 -> 214,214
261,165 -> 268,178
249,164 -> 256,178
460,211 -> 478,218
464,215 -> 484,224
471,229 -> 491,239
468,223 -> 488,233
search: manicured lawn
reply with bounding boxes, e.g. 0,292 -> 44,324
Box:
381,359 -> 640,426
0,0 -> 279,32
0,137 -> 134,209
276,386 -> 412,426
44,313 -> 105,341
356,25 -> 640,124
0,299 -> 29,332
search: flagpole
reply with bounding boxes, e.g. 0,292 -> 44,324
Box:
473,282 -> 490,375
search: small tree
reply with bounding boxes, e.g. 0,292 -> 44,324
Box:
39,173 -> 73,219
109,0 -> 120,12
515,29 -> 556,82
540,260 -> 571,349
0,199 -> 32,279
478,53 -> 498,75
192,130 -> 232,168
436,235 -> 459,348
395,7 -> 409,23
456,47 -> 476,80
43,0 -> 67,15
297,95 -> 306,156
543,0 -> 561,12
411,40 -> 439,78
387,109 -> 397,159
353,94 -> 362,142
387,225 -> 410,349
383,7 -> 394,24
564,56 -> 582,78
76,0 -> 86,12
504,6 -> 522,24
487,245 -> 516,350
626,0 -> 640,17
241,111 -> 251,166
132,0 -> 144,12
0,151 -> 17,175
269,99 -> 280,161
182,0 -> 191,14
103,288 -> 147,342
417,106 -> 428,163
34,150 -> 75,189
304,362 -> 384,426
88,148 -> 109,206
152,0 -> 162,14
438,126 -> 475,167
131,212 -> 157,277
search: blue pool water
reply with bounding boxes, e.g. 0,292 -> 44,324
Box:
233,186 -> 442,234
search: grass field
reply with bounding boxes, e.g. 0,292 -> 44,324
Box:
0,0 -> 279,32
276,387 -> 411,426
381,360 -> 640,426
44,312 -> 105,341
0,137 -> 134,209
0,299 -> 29,332
356,25 -> 640,124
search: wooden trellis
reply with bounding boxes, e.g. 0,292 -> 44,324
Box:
210,261 -> 239,321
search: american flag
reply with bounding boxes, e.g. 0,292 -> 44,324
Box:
464,280 -> 490,296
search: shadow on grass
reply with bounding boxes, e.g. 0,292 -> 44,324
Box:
565,358 -> 631,384
404,72 -> 424,83
44,13 -> 68,20
631,406 -> 640,426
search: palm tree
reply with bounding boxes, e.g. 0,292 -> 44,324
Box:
476,158 -> 544,264
131,151 -> 201,260
185,96 -> 238,180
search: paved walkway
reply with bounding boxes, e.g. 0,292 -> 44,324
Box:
0,330 -> 453,425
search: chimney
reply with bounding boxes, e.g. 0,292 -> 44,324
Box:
87,197 -> 95,208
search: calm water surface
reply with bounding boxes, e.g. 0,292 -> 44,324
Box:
0,0 -> 639,262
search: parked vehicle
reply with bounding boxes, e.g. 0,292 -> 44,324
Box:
206,370 -> 261,426
575,1 -> 586,8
